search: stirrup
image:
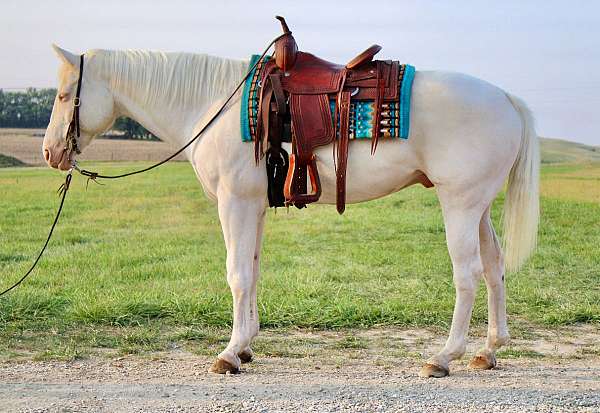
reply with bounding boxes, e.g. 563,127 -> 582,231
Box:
283,154 -> 321,205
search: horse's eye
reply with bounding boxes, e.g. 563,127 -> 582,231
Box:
58,93 -> 69,101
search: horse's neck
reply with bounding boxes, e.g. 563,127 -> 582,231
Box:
90,50 -> 247,148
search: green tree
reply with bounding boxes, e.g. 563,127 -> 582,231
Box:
0,88 -> 158,140
113,117 -> 158,140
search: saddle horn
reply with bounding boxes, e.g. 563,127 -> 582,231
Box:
275,15 -> 291,34
274,16 -> 297,72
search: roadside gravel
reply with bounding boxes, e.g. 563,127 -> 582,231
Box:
1,327 -> 599,412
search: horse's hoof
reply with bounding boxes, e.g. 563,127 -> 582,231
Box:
209,358 -> 240,374
419,363 -> 449,378
238,349 -> 253,364
468,353 -> 496,370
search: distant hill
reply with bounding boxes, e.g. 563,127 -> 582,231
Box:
540,138 -> 600,164
0,153 -> 27,168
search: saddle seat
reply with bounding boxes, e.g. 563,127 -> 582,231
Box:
256,16 -> 406,214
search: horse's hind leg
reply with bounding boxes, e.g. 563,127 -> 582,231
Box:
420,189 -> 485,378
468,206 -> 510,369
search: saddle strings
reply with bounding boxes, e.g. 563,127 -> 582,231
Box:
0,33 -> 286,297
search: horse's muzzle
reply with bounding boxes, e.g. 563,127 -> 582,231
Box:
43,146 -> 73,171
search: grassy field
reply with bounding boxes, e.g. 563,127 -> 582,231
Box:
0,160 -> 599,359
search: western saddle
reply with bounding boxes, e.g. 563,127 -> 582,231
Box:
256,16 -> 405,214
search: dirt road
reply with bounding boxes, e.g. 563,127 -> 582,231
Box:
1,327 -> 599,412
1,355 -> 599,412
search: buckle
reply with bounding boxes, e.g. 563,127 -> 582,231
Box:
73,97 -> 81,107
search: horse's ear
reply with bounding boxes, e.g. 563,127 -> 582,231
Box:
52,44 -> 79,68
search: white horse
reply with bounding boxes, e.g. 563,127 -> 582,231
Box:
43,45 -> 539,378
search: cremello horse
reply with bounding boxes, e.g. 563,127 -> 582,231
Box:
43,45 -> 539,378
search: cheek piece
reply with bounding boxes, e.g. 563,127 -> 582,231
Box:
65,54 -> 84,155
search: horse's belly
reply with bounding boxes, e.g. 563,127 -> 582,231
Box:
282,139 -> 425,205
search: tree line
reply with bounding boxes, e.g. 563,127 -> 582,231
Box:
0,88 -> 157,140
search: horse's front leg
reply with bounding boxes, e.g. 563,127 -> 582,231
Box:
237,208 -> 265,364
209,192 -> 265,374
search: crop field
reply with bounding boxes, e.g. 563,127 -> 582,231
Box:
0,129 -> 185,166
0,155 -> 599,359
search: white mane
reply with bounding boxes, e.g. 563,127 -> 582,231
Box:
86,49 -> 248,111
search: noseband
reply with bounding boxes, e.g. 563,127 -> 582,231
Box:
65,55 -> 84,155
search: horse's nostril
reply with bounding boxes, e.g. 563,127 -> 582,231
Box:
44,148 -> 51,162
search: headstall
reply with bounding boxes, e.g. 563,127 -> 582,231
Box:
65,54 -> 84,155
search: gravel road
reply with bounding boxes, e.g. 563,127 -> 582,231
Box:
1,327 -> 599,412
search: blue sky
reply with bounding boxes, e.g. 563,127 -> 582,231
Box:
1,0 -> 598,145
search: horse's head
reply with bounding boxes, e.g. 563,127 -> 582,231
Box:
43,45 -> 116,170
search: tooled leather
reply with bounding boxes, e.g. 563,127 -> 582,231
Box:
269,73 -> 287,115
371,62 -> 385,150
281,53 -> 343,94
265,55 -> 399,98
255,63 -> 278,163
336,90 -> 351,214
346,45 -> 382,69
346,62 -> 398,100
289,94 -> 334,163
275,33 -> 298,72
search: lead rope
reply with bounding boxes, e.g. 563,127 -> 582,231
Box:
0,34 -> 285,296
0,171 -> 73,297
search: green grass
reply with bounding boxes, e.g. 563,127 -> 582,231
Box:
0,161 -> 599,357
331,336 -> 369,350
497,347 -> 546,359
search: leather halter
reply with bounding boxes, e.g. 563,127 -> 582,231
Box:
65,55 -> 84,155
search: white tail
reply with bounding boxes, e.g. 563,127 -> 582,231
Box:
502,94 -> 540,272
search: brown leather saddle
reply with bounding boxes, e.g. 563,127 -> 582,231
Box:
256,16 -> 405,214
